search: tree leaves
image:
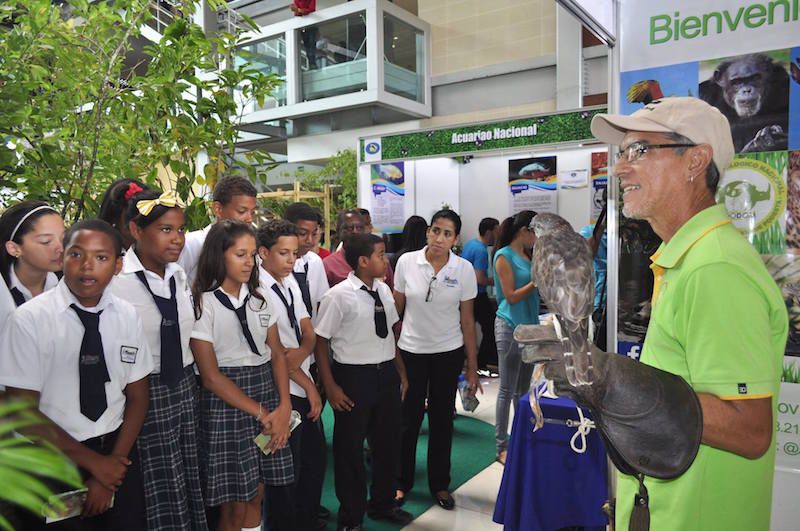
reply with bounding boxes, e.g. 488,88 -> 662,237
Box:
1,0 -> 281,230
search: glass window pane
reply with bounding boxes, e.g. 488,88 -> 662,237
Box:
237,35 -> 287,112
384,14 -> 424,103
300,12 -> 368,102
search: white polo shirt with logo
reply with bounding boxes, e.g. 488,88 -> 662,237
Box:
394,247 -> 477,354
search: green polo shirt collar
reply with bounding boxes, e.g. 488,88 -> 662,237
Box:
651,204 -> 731,269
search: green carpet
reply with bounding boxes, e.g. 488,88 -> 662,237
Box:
319,404 -> 496,530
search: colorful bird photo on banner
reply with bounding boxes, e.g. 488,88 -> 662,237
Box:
619,62 -> 698,115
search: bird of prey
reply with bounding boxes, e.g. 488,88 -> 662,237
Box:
627,79 -> 664,105
529,213 -> 595,386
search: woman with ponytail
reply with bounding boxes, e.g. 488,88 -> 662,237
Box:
98,179 -> 151,250
493,210 -> 540,464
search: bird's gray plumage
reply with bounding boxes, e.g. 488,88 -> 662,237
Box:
529,213 -> 595,385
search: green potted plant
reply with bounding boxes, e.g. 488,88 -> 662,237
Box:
0,399 -> 83,530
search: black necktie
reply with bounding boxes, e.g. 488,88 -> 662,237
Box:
213,290 -> 261,355
134,271 -> 183,388
292,262 -> 313,316
9,286 -> 26,307
271,283 -> 302,344
360,286 -> 388,338
70,304 -> 111,422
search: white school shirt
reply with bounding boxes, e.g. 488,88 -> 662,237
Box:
0,268 -> 59,325
191,285 -> 277,367
315,271 -> 399,365
394,247 -> 478,354
294,251 -> 330,323
0,280 -> 154,442
259,268 -> 313,398
177,223 -> 213,286
110,250 -> 196,372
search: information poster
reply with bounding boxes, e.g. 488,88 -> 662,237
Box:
370,162 -> 405,233
508,156 -> 557,215
590,151 -> 608,223
558,168 -> 588,188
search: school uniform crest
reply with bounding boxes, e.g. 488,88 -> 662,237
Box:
120,345 -> 139,363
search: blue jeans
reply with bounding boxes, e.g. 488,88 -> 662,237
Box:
494,317 -> 534,454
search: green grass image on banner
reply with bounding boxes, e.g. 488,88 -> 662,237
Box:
783,361 -> 800,384
754,221 -> 786,255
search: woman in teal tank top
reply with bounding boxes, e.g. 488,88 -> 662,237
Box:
493,210 -> 540,463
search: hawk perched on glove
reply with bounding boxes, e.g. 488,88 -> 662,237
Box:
529,213 -> 595,386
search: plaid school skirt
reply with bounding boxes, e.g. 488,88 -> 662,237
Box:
199,362 -> 294,506
138,367 -> 208,531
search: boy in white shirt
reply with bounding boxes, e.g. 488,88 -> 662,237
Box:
256,219 -> 322,530
284,202 -> 332,526
178,176 -> 258,285
283,202 -> 330,320
0,219 -> 154,531
314,234 -> 412,531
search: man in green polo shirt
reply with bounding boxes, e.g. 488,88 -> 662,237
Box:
589,97 -> 787,530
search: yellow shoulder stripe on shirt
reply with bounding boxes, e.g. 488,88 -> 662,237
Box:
718,392 -> 773,401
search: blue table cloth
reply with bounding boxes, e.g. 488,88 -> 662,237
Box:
493,393 -> 609,531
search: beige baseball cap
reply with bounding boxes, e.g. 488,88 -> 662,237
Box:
591,97 -> 734,172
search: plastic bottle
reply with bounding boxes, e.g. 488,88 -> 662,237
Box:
458,373 -> 479,412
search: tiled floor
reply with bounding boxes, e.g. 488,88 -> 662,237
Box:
403,375 -> 506,531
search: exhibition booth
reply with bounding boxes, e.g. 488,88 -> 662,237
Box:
356,108 -> 614,530
357,0 -> 800,529
355,109 -> 609,245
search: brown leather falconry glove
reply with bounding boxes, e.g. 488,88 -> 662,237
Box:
514,320 -> 703,481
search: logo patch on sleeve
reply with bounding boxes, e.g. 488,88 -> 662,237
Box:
738,383 -> 748,395
120,346 -> 139,364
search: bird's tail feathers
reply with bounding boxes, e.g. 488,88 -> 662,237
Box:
558,316 -> 594,386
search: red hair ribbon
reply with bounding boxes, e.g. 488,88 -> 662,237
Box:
123,182 -> 144,201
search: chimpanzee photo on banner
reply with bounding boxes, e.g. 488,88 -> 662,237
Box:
619,45 -> 800,356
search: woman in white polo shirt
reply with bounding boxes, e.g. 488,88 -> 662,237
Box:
393,209 -> 482,510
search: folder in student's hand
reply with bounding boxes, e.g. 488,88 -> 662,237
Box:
254,410 -> 302,456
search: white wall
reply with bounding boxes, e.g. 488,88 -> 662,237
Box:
458,146 -> 605,242
288,120 -> 425,163
358,146 -> 606,244
412,157 -> 460,220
